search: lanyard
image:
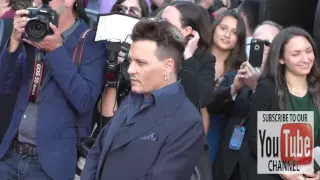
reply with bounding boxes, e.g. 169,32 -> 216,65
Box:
28,52 -> 45,103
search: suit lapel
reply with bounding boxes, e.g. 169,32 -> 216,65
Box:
109,108 -> 164,152
109,86 -> 186,152
96,103 -> 129,177
103,106 -> 128,150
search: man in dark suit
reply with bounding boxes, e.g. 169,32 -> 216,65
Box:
0,0 -> 106,179
207,21 -> 282,180
82,18 -> 204,180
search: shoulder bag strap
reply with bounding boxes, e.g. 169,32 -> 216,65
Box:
72,28 -> 93,145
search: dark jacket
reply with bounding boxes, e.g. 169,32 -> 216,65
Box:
207,71 -> 253,180
0,21 -> 106,179
180,49 -> 216,109
0,18 -> 15,144
82,84 -> 204,180
246,77 -> 320,180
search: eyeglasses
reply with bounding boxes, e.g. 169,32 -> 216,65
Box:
114,4 -> 141,17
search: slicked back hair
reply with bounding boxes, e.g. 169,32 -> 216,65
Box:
131,18 -> 186,74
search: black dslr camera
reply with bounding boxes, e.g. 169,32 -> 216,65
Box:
25,0 -> 59,42
105,38 -> 131,87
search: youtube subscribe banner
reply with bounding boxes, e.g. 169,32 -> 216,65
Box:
257,111 -> 314,174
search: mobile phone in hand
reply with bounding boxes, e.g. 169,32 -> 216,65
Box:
249,39 -> 264,68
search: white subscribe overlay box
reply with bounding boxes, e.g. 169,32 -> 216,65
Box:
257,111 -> 314,174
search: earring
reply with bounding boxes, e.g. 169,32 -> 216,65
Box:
163,72 -> 167,80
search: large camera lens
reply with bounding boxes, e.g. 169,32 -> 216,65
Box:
25,16 -> 49,42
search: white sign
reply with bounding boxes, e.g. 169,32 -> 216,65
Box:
94,13 -> 140,44
257,111 -> 314,174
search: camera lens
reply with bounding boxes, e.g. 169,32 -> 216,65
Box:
33,23 -> 45,34
254,44 -> 260,51
25,17 -> 49,42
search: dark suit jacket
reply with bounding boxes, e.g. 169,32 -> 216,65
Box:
82,85 -> 205,180
0,21 -> 106,179
0,18 -> 14,144
180,49 -> 216,109
246,77 -> 320,180
207,71 -> 253,180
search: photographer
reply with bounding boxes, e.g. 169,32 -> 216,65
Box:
207,21 -> 282,180
92,0 -> 149,134
0,0 -> 106,179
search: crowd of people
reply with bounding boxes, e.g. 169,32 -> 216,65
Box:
0,0 -> 319,180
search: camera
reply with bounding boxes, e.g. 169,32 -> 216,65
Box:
106,39 -> 122,73
25,0 -> 59,42
105,38 -> 131,86
74,137 -> 96,180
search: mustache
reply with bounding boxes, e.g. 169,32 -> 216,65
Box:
130,76 -> 139,82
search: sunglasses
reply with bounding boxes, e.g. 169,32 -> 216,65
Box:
114,4 -> 141,17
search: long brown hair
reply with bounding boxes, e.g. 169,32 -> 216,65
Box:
167,1 -> 212,52
211,10 -> 247,72
262,27 -> 320,112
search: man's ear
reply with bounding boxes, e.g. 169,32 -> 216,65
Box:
164,58 -> 175,75
65,0 -> 76,8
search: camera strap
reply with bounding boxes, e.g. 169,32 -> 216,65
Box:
27,28 -> 92,103
28,52 -> 45,103
71,28 -> 93,146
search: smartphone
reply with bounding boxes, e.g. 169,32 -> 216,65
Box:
248,39 -> 264,68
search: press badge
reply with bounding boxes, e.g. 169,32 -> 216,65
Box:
229,125 -> 246,150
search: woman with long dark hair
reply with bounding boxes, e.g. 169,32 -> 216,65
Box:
158,1 -> 216,119
246,27 -> 320,180
204,10 -> 247,166
210,10 -> 247,83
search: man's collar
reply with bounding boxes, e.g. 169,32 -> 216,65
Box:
152,80 -> 181,104
61,19 -> 81,42
131,80 -> 181,105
